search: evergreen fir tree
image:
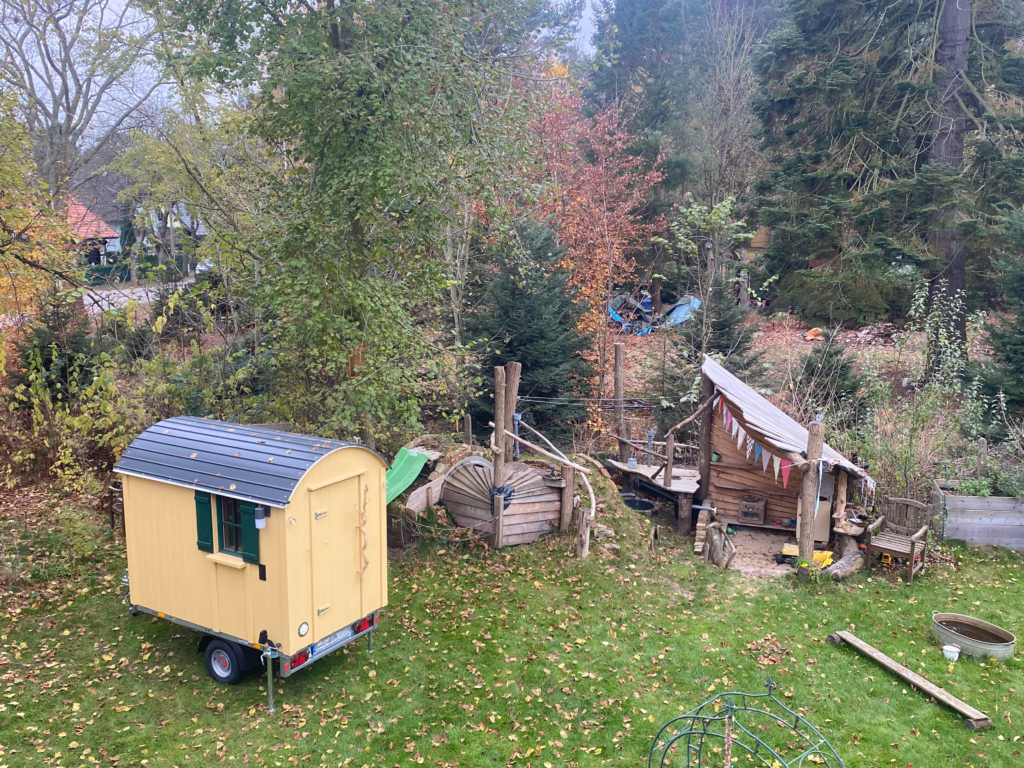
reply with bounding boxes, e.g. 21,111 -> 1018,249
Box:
976,212 -> 1024,416
793,332 -> 864,428
13,295 -> 99,398
751,0 -> 1024,325
462,225 -> 592,443
651,279 -> 761,437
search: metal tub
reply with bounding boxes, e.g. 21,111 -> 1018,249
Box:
931,612 -> 1016,660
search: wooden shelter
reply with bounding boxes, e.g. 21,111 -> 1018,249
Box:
115,417 -> 388,695
439,457 -> 571,547
698,356 -> 875,543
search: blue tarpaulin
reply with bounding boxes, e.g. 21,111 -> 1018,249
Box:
662,296 -> 702,327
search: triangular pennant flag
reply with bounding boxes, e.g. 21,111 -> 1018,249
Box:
754,444 -> 762,463
737,426 -> 746,450
773,455 -> 781,482
731,417 -> 739,438
713,396 -> 720,409
724,409 -> 732,429
780,459 -> 792,488
745,436 -> 755,459
719,397 -> 726,413
761,447 -> 771,472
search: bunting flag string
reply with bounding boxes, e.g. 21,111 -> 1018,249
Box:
754,444 -> 762,463
725,409 -> 733,429
731,417 -> 739,438
773,455 -> 781,482
713,396 -> 720,410
736,426 -> 746,450
761,447 -> 771,472
745,436 -> 754,459
780,459 -> 792,488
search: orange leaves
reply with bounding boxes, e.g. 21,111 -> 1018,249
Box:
539,87 -> 665,383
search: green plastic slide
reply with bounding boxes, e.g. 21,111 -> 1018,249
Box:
385,447 -> 431,505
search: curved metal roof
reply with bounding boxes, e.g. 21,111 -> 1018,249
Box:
114,417 -> 388,508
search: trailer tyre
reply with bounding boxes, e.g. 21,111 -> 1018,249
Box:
205,640 -> 243,685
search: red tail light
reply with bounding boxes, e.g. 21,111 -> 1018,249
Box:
357,618 -> 371,633
291,650 -> 309,669
374,614 -> 379,625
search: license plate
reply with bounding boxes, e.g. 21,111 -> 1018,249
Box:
311,626 -> 354,656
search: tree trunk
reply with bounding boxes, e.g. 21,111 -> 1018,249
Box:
822,534 -> 865,581
798,417 -> 825,561
651,274 -> 662,314
926,0 -> 971,370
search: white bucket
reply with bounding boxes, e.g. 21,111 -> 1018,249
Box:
943,645 -> 961,662
627,457 -> 638,469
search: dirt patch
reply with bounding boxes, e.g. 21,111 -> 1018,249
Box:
725,525 -> 796,577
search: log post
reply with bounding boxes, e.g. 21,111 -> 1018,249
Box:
677,494 -> 693,536
463,414 -> 473,446
503,361 -> 522,457
614,343 -> 628,462
738,269 -> 749,310
493,366 -> 506,547
697,373 -> 714,500
662,431 -> 674,489
559,465 -> 575,532
799,415 -> 825,561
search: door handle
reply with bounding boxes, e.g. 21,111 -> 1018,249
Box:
317,605 -> 330,616
315,510 -> 328,520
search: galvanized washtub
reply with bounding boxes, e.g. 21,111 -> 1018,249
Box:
932,612 -> 1016,660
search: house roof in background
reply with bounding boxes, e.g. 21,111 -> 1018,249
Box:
67,197 -> 118,239
702,355 -> 873,481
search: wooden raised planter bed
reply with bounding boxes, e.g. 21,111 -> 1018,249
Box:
932,481 -> 1024,551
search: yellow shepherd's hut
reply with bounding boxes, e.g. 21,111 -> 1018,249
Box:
115,417 -> 388,705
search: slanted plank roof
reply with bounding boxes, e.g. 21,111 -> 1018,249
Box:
115,417 -> 388,508
702,355 -> 873,481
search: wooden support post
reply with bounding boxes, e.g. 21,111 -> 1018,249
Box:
503,362 -> 522,457
663,431 -> 674,489
614,343 -> 627,462
697,373 -> 714,500
677,494 -> 693,536
738,269 -> 749,310
799,415 -> 825,561
493,366 -> 506,547
463,414 -> 472,446
559,465 -> 575,532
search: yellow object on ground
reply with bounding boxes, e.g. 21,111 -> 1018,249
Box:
813,550 -> 834,567
782,543 -> 799,557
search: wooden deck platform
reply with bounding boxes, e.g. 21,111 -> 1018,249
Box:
605,459 -> 700,495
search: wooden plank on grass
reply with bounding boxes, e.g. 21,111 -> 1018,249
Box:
826,630 -> 993,730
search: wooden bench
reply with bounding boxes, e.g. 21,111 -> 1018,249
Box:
866,496 -> 932,582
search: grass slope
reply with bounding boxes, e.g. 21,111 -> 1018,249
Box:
1,472 -> 1022,768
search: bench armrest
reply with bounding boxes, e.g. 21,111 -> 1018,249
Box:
867,516 -> 886,533
910,524 -> 929,541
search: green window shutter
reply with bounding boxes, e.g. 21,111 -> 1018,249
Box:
239,501 -> 260,564
195,492 -> 214,552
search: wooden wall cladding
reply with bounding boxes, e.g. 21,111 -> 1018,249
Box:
706,405 -> 801,526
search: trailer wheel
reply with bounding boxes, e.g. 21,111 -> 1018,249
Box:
205,640 -> 243,685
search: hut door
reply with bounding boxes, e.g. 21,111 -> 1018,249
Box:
310,475 -> 362,640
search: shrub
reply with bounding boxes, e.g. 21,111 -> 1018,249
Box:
955,476 -> 992,497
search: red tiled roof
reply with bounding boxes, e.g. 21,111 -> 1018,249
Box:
67,197 -> 118,239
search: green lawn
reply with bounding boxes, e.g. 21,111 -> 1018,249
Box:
1,473 -> 1022,768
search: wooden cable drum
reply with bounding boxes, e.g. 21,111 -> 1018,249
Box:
439,458 -> 562,547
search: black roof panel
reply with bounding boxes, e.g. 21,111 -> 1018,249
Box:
114,417 -> 387,507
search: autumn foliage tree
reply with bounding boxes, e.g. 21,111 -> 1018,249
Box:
541,84 -> 663,393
